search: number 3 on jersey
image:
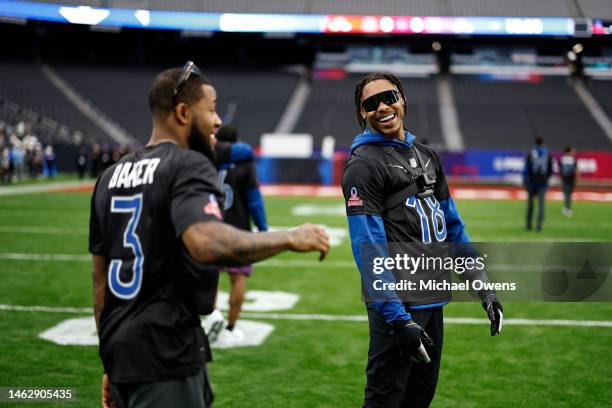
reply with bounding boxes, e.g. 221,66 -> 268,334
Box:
405,196 -> 447,244
108,194 -> 144,299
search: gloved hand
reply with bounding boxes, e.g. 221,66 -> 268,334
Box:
480,290 -> 504,336
390,319 -> 434,363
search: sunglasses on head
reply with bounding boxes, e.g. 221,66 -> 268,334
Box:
361,90 -> 400,112
172,60 -> 204,105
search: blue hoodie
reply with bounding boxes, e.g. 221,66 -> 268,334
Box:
346,129 -> 469,322
350,128 -> 416,152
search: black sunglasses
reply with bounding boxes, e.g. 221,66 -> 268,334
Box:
172,60 -> 204,105
362,90 -> 400,112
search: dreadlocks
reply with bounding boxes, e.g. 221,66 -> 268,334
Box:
354,73 -> 407,131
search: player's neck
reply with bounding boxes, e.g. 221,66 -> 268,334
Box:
148,127 -> 185,148
383,126 -> 405,141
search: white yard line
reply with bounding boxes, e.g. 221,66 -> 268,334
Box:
240,313 -> 612,328
1,303 -> 611,328
0,253 -> 91,261
0,226 -> 88,234
0,304 -> 92,313
0,253 -> 354,267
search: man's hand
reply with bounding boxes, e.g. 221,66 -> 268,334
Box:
480,290 -> 504,336
101,373 -> 114,408
288,223 -> 330,261
390,319 -> 434,363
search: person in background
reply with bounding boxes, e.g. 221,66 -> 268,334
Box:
10,139 -> 25,181
90,143 -> 102,178
208,125 -> 269,346
77,148 -> 87,179
43,145 -> 57,178
559,145 -> 578,217
100,144 -> 112,170
523,136 -> 553,232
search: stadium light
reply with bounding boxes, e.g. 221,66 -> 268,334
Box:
572,43 -> 584,54
58,6 -> 109,26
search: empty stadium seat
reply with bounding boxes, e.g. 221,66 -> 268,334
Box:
53,64 -> 299,145
452,76 -> 610,150
0,61 -> 108,142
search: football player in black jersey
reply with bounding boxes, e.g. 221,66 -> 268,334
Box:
212,125 -> 268,346
90,62 -> 329,408
342,73 -> 503,408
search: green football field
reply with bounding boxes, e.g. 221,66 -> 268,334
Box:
0,191 -> 611,407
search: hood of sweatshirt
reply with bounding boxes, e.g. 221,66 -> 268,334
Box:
350,128 -> 416,153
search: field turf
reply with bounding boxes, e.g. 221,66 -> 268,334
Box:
0,191 -> 610,407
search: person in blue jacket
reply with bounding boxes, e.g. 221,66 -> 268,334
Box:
212,125 -> 268,345
524,137 -> 553,230
342,73 -> 503,408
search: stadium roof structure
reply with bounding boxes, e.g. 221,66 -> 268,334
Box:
1,0 -> 611,36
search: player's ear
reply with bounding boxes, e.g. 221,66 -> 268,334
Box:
399,93 -> 406,112
173,102 -> 190,125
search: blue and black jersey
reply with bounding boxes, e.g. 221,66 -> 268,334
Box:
218,155 -> 268,233
559,153 -> 577,184
342,129 -> 469,323
90,142 -> 223,383
524,146 -> 553,188
89,141 -> 254,384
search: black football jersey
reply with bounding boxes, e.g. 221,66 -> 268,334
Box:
89,141 -> 223,383
218,161 -> 259,231
342,142 -> 450,245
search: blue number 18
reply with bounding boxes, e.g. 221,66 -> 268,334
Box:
405,195 -> 447,244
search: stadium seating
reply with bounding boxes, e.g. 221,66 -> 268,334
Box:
589,80 -> 612,118
54,64 -> 157,142
0,61 -> 108,142
54,64 -> 299,145
578,0 -> 612,20
452,76 -> 611,150
30,0 -> 609,18
294,75 -> 443,148
444,0 -> 579,17
3,60 -> 610,151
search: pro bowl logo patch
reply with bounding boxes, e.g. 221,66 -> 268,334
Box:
204,194 -> 223,220
347,187 -> 364,207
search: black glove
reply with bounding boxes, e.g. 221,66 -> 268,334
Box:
480,290 -> 504,336
390,319 -> 434,363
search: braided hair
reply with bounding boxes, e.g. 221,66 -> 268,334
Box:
354,73 -> 407,131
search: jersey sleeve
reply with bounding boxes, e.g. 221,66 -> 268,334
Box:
171,152 -> 223,238
342,157 -> 384,216
214,141 -> 253,165
245,161 -> 259,189
88,179 -> 105,255
343,156 -> 411,323
245,162 -> 268,231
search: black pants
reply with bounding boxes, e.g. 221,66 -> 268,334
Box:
526,186 -> 547,230
110,365 -> 214,408
364,306 -> 444,408
562,180 -> 575,210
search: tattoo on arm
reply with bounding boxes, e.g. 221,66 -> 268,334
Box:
185,222 -> 290,265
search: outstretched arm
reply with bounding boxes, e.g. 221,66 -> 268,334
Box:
182,221 -> 329,265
